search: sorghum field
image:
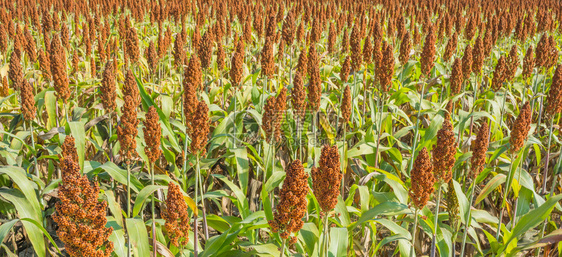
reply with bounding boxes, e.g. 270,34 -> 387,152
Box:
2,0 -> 562,256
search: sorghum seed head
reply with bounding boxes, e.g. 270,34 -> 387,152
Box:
509,102 -> 532,154
269,159 -> 309,242
311,145 -> 342,212
409,147 -> 435,209
470,122 -> 489,179
100,61 -> 116,113
143,106 -> 162,164
432,113 -> 456,184
162,182 -> 190,247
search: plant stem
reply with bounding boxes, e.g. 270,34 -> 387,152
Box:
430,184 -> 442,257
374,92 -> 384,169
323,213 -> 330,257
29,121 -> 38,178
199,163 -> 209,240
280,238 -> 287,257
150,163 -> 156,257
496,151 -> 517,240
497,87 -> 508,138
194,154 -> 200,257
460,179 -> 477,256
538,144 -> 562,256
408,81 -> 426,173
127,163 -> 131,257
410,208 -> 420,257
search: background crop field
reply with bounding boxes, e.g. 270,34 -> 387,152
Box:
1,0 -> 562,256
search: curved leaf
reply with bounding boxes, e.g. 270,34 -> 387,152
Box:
126,218 -> 150,257
132,185 -> 166,218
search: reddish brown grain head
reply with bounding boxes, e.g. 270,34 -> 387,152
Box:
522,46 -> 535,79
377,42 -> 394,92
100,61 -> 116,113
420,26 -> 436,76
162,182 -> 190,247
341,85 -> 352,123
432,113 -> 456,184
399,32 -> 411,65
409,147 -> 435,209
470,122 -> 489,179
311,145 -> 342,212
117,95 -> 139,163
50,35 -> 70,102
53,157 -> 114,257
450,58 -> 463,95
144,106 -> 162,164
38,49 -> 51,80
492,56 -> 507,92
146,40 -> 158,72
262,95 -> 277,143
546,65 -> 562,117
443,32 -> 458,62
509,102 -> 532,154
185,54 -> 202,91
506,45 -> 519,81
21,80 -> 35,121
461,44 -> 473,80
291,71 -> 306,120
269,159 -> 309,243
340,55 -> 351,83
472,36 -> 485,74
307,46 -> 321,112
199,31 -> 215,69
261,36 -> 275,78
216,43 -> 225,71
189,100 -> 209,155
8,52 -> 23,91
296,47 -> 308,75
282,11 -> 295,45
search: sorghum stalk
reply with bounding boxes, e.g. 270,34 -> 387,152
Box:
150,162 -> 156,257
460,180 -> 476,256
374,92 -> 385,168
539,143 -> 562,255
430,185 -> 442,257
495,151 -> 518,240
280,238 -> 287,257
542,118 -> 555,194
408,82 -> 427,172
410,208 -> 420,257
323,213 -> 329,257
127,163 -> 131,257
194,154 -> 200,257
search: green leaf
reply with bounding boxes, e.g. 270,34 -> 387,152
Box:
232,147 -> 250,194
109,228 -> 128,257
349,202 -> 409,231
126,218 -> 150,257
328,227 -> 348,257
45,91 -> 57,129
475,174 -> 506,205
214,174 -> 250,218
105,190 -> 123,227
453,180 -> 469,224
0,188 -> 45,257
20,218 -> 61,254
132,185 -> 166,218
98,162 -> 143,193
0,166 -> 42,215
68,121 -> 86,170
503,194 -> 562,249
0,219 -> 17,245
206,214 -> 231,233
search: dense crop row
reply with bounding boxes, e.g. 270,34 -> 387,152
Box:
1,0 -> 562,256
